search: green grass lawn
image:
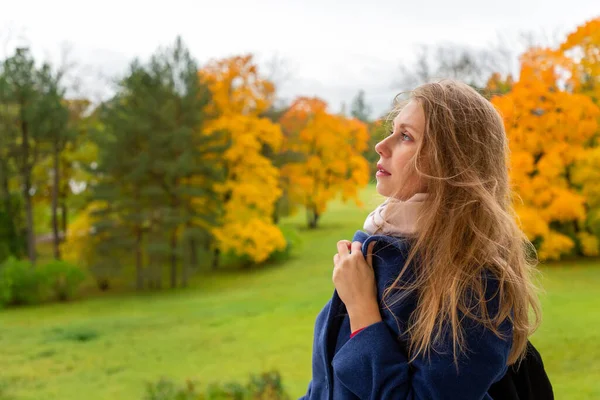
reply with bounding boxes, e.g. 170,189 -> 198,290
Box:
1,185 -> 599,399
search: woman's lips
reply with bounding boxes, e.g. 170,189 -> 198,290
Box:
376,164 -> 391,176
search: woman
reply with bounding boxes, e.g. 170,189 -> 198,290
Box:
299,80 -> 545,399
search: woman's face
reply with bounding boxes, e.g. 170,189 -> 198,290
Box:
374,100 -> 428,200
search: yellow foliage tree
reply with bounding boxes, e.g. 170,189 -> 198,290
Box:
61,201 -> 105,268
560,16 -> 600,102
560,17 -> 600,256
280,97 -> 370,228
484,72 -> 515,97
491,48 -> 600,260
199,55 -> 286,264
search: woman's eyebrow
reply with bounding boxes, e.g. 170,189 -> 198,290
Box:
399,122 -> 417,130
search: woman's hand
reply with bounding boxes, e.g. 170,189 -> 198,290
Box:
333,240 -> 382,332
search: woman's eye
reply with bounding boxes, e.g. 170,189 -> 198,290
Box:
387,128 -> 411,141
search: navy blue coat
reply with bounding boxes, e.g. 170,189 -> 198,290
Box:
299,229 -> 513,400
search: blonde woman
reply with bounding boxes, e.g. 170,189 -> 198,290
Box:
300,80 -> 552,399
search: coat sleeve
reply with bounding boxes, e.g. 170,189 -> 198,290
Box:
331,279 -> 513,399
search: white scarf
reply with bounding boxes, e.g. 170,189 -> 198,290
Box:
363,192 -> 429,237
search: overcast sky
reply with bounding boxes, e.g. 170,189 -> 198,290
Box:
1,0 -> 598,116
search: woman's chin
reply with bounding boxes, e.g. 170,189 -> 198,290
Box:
375,181 -> 389,197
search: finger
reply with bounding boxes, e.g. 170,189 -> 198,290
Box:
351,241 -> 362,256
333,253 -> 339,265
367,241 -> 376,267
337,240 -> 351,256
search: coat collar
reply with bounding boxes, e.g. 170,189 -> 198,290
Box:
323,230 -> 414,363
352,229 -> 412,255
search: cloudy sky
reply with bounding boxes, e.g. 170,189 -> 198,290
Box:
1,0 -> 598,116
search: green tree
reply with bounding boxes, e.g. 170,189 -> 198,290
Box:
0,48 -> 68,264
33,64 -> 69,259
350,90 -> 372,122
0,72 -> 24,261
0,48 -> 39,263
92,36 -> 227,289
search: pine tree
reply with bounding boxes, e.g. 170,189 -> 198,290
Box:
92,37 -> 227,289
350,90 -> 372,123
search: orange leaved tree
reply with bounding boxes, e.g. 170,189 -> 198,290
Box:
279,97 -> 370,229
199,55 -> 286,265
491,48 -> 600,260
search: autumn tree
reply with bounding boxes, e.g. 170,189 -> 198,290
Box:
59,99 -> 98,232
484,72 -> 515,98
560,17 -> 600,105
199,55 -> 286,265
260,101 -> 306,224
61,200 -> 123,291
280,97 -> 370,229
559,17 -> 600,256
491,48 -> 600,260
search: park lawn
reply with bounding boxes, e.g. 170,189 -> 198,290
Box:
1,185 -> 599,400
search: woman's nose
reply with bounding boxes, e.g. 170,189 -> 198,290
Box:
375,140 -> 389,158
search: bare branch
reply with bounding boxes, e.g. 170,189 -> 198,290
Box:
262,52 -> 297,89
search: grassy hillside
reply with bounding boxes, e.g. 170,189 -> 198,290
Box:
1,186 -> 599,399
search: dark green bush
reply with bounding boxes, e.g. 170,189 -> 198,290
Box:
0,257 -> 86,307
41,259 -> 86,301
143,370 -> 290,400
143,378 -> 201,400
0,257 -> 43,306
0,194 -> 27,264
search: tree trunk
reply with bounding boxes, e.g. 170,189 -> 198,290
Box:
60,175 -> 69,239
23,175 -> 35,264
181,238 -> 191,288
61,201 -> 68,239
212,247 -> 220,270
155,260 -> 162,289
135,229 -> 144,290
0,159 -> 23,258
189,236 -> 197,269
20,117 -> 36,265
170,230 -> 177,288
308,207 -> 319,229
0,158 -> 11,217
51,139 -> 61,259
272,197 -> 281,225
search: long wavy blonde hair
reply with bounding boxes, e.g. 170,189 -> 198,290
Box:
381,79 -> 542,367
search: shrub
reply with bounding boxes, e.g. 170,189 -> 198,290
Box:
265,226 -> 302,264
143,370 -> 290,400
0,257 -> 44,306
40,260 -> 86,301
0,257 -> 86,307
143,378 -> 201,400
